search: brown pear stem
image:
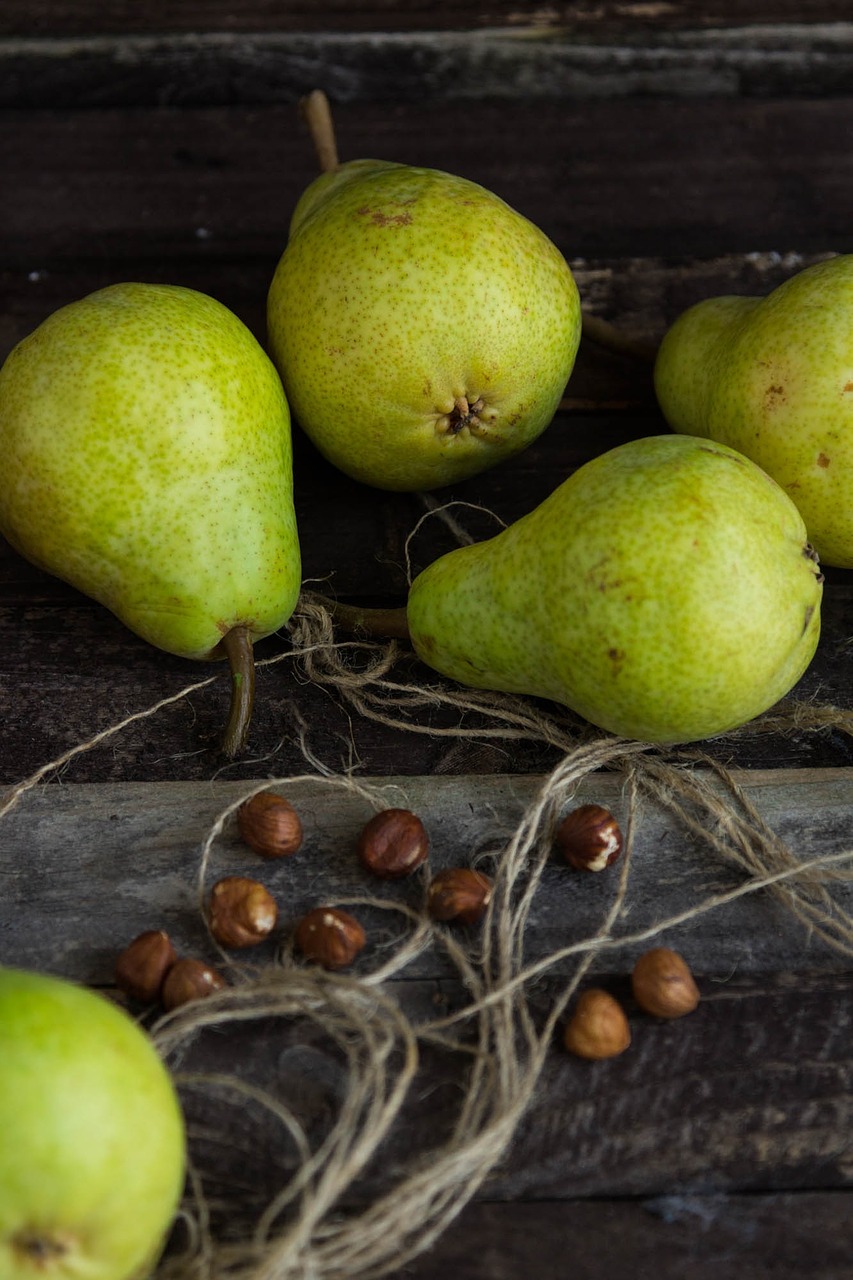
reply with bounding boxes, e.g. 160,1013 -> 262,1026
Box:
220,626 -> 256,758
581,312 -> 659,364
322,596 -> 412,642
300,89 -> 340,173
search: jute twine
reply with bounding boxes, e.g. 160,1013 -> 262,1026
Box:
2,542 -> 853,1278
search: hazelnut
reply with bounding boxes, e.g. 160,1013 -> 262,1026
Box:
427,868 -> 493,925
631,947 -> 700,1019
208,875 -> 279,948
357,808 -> 429,879
294,907 -> 366,970
162,958 -> 227,1011
556,803 -> 623,872
237,790 -> 303,858
563,988 -> 631,1060
114,930 -> 177,1003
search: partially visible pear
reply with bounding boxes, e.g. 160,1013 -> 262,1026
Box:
654,254 -> 853,567
405,435 -> 822,744
267,158 -> 581,491
0,283 -> 301,755
0,966 -> 185,1280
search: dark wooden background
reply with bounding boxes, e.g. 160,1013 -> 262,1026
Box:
1,4 -> 852,1277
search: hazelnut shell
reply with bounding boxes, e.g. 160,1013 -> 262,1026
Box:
357,808 -> 429,879
556,804 -> 623,871
631,947 -> 700,1019
208,875 -> 279,949
114,930 -> 177,1003
237,791 -> 303,858
563,988 -> 631,1060
427,868 -> 492,925
162,958 -> 227,1011
294,907 -> 366,970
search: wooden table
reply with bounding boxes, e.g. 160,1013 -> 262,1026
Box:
2,4 -> 852,1276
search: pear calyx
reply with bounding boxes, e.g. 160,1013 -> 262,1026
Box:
803,542 -> 823,573
441,395 -> 486,437
13,1230 -> 74,1268
220,626 -> 257,759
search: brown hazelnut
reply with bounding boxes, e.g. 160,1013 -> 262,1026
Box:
427,868 -> 493,925
237,790 -> 303,858
631,947 -> 700,1019
114,930 -> 177,1003
162,958 -> 227,1011
357,808 -> 429,879
563,988 -> 631,1060
294,907 -> 366,970
208,875 -> 279,948
556,804 -> 623,872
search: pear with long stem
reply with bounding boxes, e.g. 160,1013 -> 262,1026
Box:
324,434 -> 822,745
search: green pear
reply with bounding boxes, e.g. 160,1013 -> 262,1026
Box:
404,435 -> 822,743
267,159 -> 581,491
654,254 -> 853,567
0,283 -> 301,754
0,966 -> 185,1280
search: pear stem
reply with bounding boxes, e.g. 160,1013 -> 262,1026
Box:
300,89 -> 340,173
322,596 -> 412,642
581,312 -> 659,363
220,626 -> 256,758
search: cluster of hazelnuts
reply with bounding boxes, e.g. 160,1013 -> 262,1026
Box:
556,803 -> 701,1061
114,791 -> 494,1012
114,794 -> 700,1049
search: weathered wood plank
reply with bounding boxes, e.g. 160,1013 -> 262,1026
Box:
2,773 -> 852,982
3,23 -> 853,108
396,1192 -> 853,1279
3,100 -> 852,285
10,777 -> 841,1211
5,2 -> 853,39
166,970 -> 851,1213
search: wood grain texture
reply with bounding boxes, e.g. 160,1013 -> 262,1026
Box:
4,23 -> 853,109
4,3 -> 853,39
164,971 -> 851,1217
396,1192 -> 853,1279
2,773 -> 852,982
4,99 -> 852,279
10,780 -> 842,1212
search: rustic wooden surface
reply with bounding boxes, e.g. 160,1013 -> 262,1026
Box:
5,771 -> 853,981
1,4 -> 852,1275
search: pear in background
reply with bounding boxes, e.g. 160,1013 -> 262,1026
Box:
0,283 -> 301,755
654,254 -> 853,567
405,435 -> 822,744
267,152 -> 581,491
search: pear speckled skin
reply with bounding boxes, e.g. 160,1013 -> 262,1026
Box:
0,967 -> 185,1280
0,283 -> 301,660
406,435 -> 822,744
267,160 -> 581,491
654,255 -> 853,567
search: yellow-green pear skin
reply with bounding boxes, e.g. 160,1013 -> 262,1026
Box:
267,160 -> 581,491
654,255 -> 853,567
0,966 -> 185,1280
406,435 -> 822,744
0,283 -> 301,660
